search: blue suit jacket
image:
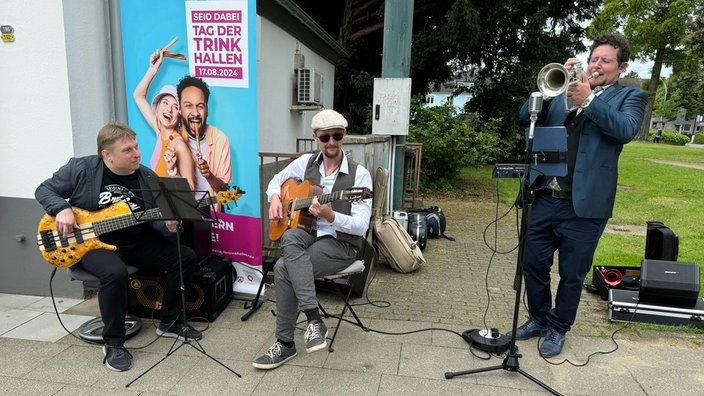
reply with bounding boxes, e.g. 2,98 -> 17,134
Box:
519,83 -> 647,219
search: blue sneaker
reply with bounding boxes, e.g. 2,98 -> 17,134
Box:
539,328 -> 565,357
103,344 -> 132,372
252,342 -> 297,370
303,321 -> 328,353
507,319 -> 548,340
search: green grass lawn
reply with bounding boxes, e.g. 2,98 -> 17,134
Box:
462,141 -> 704,295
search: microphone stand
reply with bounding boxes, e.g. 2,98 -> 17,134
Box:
445,100 -> 561,395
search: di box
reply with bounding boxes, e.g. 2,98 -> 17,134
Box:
128,255 -> 234,322
609,289 -> 704,329
639,259 -> 700,307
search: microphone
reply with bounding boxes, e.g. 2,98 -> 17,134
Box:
528,91 -> 543,116
528,92 -> 543,140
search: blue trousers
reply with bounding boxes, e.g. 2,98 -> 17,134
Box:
78,231 -> 196,346
523,191 -> 608,334
273,228 -> 356,343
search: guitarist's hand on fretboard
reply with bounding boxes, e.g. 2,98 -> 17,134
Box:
55,208 -> 79,238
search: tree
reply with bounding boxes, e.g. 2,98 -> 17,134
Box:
294,0 -> 601,159
588,0 -> 704,140
293,0 -> 469,132
448,0 -> 600,159
670,70 -> 704,120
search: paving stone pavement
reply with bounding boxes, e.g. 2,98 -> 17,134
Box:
1,197 -> 703,395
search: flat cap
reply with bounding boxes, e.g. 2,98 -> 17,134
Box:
311,109 -> 348,131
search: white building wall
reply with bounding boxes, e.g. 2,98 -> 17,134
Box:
0,0 -> 114,199
0,0 -> 115,298
257,16 -> 335,154
0,0 -> 74,199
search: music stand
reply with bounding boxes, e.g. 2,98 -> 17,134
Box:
127,177 -> 240,387
445,127 -> 566,395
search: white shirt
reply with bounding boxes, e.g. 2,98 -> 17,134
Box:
266,153 -> 373,238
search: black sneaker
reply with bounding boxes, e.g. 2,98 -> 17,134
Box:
156,322 -> 203,341
252,342 -> 297,370
303,321 -> 328,353
103,345 -> 132,372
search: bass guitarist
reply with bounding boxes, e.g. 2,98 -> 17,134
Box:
35,123 -> 203,372
253,109 -> 373,370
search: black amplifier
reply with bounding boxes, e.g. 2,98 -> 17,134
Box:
129,255 -> 234,322
639,259 -> 700,307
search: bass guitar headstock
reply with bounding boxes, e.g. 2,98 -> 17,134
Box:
216,185 -> 246,209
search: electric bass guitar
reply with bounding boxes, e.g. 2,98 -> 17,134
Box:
269,178 -> 372,242
36,187 -> 245,268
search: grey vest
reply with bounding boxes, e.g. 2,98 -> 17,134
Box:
304,153 -> 362,250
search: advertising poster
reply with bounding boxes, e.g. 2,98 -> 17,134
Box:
120,0 -> 261,269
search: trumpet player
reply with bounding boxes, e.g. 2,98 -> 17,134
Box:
513,33 -> 647,358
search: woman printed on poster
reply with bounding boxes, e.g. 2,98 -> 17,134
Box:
133,48 -> 196,190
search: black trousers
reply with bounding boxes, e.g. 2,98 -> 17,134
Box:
78,231 -> 196,346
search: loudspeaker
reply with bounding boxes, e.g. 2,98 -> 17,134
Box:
645,221 -> 679,261
639,259 -> 700,307
129,256 -> 234,322
181,219 -> 213,265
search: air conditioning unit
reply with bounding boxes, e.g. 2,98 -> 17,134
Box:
297,68 -> 322,105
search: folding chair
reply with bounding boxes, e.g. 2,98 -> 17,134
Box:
317,236 -> 374,352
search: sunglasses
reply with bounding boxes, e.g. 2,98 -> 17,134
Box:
317,132 -> 344,143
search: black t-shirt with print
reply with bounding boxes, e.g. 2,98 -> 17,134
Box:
98,164 -> 149,246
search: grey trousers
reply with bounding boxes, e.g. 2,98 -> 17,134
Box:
274,228 -> 357,342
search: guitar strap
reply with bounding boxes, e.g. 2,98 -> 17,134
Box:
304,152 -> 362,250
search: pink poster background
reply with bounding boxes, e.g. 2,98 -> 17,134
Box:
211,212 -> 261,266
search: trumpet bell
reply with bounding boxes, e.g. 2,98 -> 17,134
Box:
602,269 -> 623,287
537,63 -> 570,99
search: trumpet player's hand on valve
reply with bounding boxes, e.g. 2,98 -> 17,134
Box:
565,58 -> 591,108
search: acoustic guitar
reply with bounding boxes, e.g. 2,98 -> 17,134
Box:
269,178 -> 373,242
36,188 -> 244,268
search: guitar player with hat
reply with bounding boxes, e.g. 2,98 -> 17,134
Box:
35,123 -> 203,372
253,109 -> 373,370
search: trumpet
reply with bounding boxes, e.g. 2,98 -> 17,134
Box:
537,63 -> 599,112
601,268 -> 623,287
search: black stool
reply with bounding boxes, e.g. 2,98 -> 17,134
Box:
67,265 -> 143,343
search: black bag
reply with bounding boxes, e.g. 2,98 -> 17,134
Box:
645,221 -> 679,261
418,206 -> 455,241
406,212 -> 428,251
